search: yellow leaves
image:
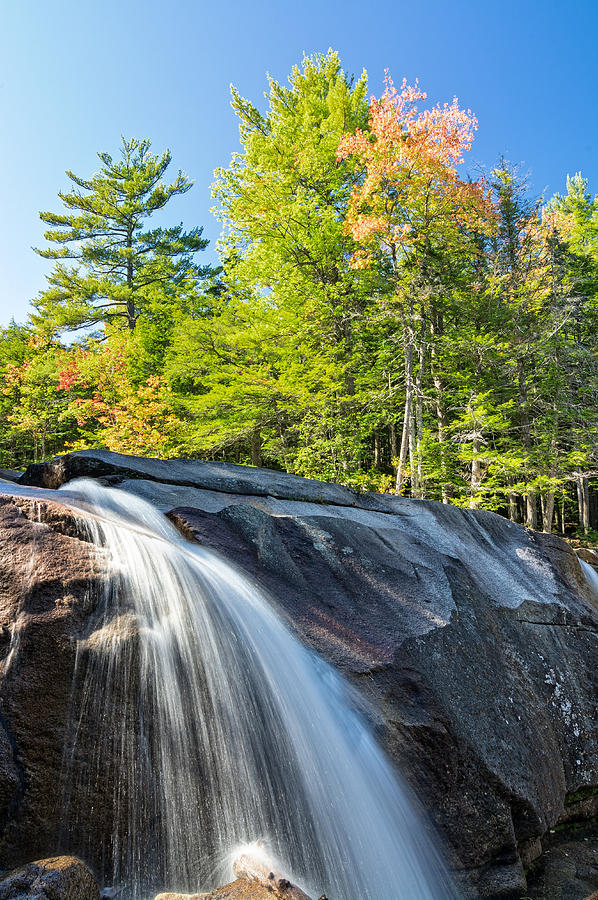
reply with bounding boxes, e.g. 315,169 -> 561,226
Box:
2,362 -> 27,391
26,334 -> 47,350
542,206 -> 575,243
86,370 -> 185,459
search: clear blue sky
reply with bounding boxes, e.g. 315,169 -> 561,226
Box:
1,0 -> 596,327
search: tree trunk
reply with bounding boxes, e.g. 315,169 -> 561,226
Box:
389,423 -> 398,460
542,446 -> 558,534
576,473 -> 590,534
342,319 -> 355,397
126,222 -> 136,329
408,406 -> 419,497
526,493 -> 538,530
414,309 -> 426,499
543,492 -> 555,533
430,303 -> 450,502
373,430 -> 382,469
508,487 -> 519,523
470,432 -> 481,508
435,400 -> 450,503
517,357 -> 537,529
584,478 -> 591,534
250,428 -> 262,467
395,315 -> 415,495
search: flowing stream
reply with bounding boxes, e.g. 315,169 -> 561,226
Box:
59,479 -> 458,900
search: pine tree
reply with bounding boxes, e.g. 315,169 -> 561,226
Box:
34,137 -> 213,333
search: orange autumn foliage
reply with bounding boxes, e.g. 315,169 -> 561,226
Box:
56,338 -> 184,457
337,72 -> 493,268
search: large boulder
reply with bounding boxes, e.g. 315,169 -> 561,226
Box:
20,449 -> 369,509
577,547 -> 598,568
9,450 -> 598,899
156,886 -> 307,900
0,855 -> 98,899
523,821 -> 598,899
165,503 -> 598,899
0,489 -> 107,870
155,846 -> 315,898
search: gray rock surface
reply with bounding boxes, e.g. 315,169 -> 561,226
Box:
0,489 -> 107,870
10,450 -> 598,899
20,449 -> 385,510
578,548 -> 598,570
0,855 -> 99,899
0,469 -> 22,485
524,822 -> 598,899
167,504 -> 598,899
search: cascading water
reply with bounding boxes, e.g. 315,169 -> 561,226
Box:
581,559 -> 598,597
59,478 -> 458,900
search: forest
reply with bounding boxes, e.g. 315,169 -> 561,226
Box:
1,50 -> 596,535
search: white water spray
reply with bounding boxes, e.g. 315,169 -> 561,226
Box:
581,559 -> 598,597
59,479 -> 458,900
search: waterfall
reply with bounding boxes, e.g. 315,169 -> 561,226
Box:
59,478 -> 458,900
581,558 -> 598,597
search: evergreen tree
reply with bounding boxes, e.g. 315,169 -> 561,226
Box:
544,174 -> 598,533
34,137 -> 213,333
485,162 -> 548,527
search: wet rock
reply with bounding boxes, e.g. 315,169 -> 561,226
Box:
577,547 -> 598,569
11,450 -> 598,898
155,846 -> 314,899
525,822 -> 598,899
0,855 -> 99,899
208,882 -> 309,898
0,492 -> 107,869
167,505 -> 598,898
156,881 -> 311,899
20,449 -> 371,510
230,847 -> 312,898
155,893 -> 210,900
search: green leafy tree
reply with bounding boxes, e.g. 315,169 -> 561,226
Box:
0,331 -> 78,464
482,162 -> 551,526
338,72 -> 491,495
34,137 -> 213,333
543,174 -> 598,532
209,51 -> 377,477
0,321 -> 36,466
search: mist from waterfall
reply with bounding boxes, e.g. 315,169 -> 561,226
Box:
59,478 -> 458,900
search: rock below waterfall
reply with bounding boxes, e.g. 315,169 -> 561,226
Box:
0,855 -> 99,900
577,547 -> 598,568
0,492 -> 106,868
156,880 -> 312,899
6,449 -> 598,899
